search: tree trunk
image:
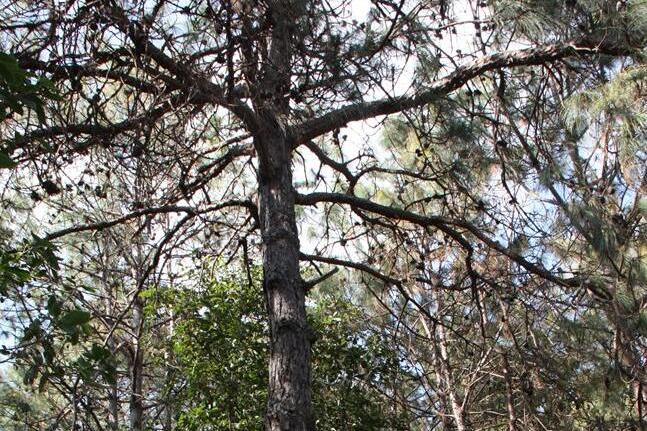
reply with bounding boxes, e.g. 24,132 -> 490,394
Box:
420,316 -> 456,430
426,286 -> 467,431
436,322 -> 467,431
163,309 -> 175,431
257,127 -> 314,430
129,295 -> 144,431
102,262 -> 120,431
501,353 -> 519,431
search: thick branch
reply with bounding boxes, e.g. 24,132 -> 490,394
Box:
102,1 -> 260,132
303,267 -> 339,290
295,39 -> 634,143
17,58 -> 161,94
300,253 -> 401,285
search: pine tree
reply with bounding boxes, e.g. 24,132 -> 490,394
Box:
1,0 -> 644,429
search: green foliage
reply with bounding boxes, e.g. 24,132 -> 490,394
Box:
0,236 -> 58,296
548,311 -> 639,430
0,53 -> 57,122
0,234 -> 114,394
564,65 -> 647,187
491,0 -> 647,46
164,270 -> 267,430
0,369 -> 52,431
153,268 -> 410,430
0,52 -> 59,168
309,297 -> 409,430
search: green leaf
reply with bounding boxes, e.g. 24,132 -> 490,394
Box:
87,343 -> 110,361
42,340 -> 55,364
32,236 -> 60,271
46,295 -> 61,318
101,365 -> 117,385
0,151 -> 16,169
58,309 -> 91,329
21,319 -> 42,343
37,373 -> 48,392
76,357 -> 92,380
0,53 -> 27,88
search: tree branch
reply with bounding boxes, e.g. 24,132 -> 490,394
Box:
101,0 -> 260,132
300,253 -> 401,285
45,200 -> 258,241
296,191 -> 612,300
303,267 -> 339,291
17,58 -> 161,94
295,38 -> 635,143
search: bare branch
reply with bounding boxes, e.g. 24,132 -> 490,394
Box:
296,191 -> 612,300
295,39 -> 635,143
303,267 -> 339,291
45,200 -> 258,241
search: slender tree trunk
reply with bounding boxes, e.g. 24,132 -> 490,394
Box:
129,169 -> 149,431
636,380 -> 645,428
164,309 -> 175,431
108,353 -> 120,431
422,320 -> 455,430
102,260 -> 120,430
129,295 -> 144,431
430,289 -> 467,431
501,353 -> 519,431
436,321 -> 467,431
257,127 -> 313,430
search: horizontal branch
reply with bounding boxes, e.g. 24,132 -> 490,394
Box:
303,267 -> 339,290
300,253 -> 401,285
17,58 -> 161,94
45,200 -> 258,241
295,38 -> 634,143
12,98 -> 178,156
296,191 -> 612,300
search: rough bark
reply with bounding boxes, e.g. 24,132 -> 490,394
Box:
255,2 -> 313,428
258,124 -> 313,430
